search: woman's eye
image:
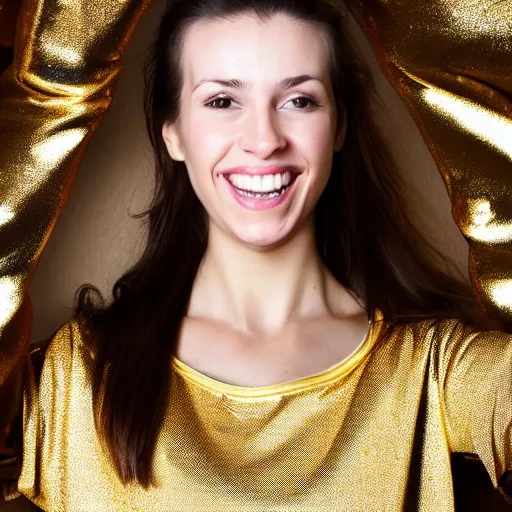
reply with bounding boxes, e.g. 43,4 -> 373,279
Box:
206,97 -> 233,109
205,95 -> 319,110
286,96 -> 318,109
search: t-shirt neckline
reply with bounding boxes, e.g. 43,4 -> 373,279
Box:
171,308 -> 384,398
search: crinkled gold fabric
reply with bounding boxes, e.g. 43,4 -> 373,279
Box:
0,0 -> 511,510
345,0 -> 512,327
0,0 -> 152,459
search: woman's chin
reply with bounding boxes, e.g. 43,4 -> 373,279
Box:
230,221 -> 295,250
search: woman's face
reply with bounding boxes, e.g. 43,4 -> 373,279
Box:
162,13 -> 344,249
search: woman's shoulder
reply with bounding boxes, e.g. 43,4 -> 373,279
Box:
385,313 -> 511,360
1,319 -> 92,502
29,316 -> 92,384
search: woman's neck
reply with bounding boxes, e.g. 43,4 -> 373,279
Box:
186,219 -> 362,336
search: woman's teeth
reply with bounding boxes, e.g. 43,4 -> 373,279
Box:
226,171 -> 294,199
237,188 -> 284,199
227,171 -> 292,192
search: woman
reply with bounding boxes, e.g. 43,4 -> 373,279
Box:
1,0 -> 511,510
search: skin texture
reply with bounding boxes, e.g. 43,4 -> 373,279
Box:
162,13 -> 367,385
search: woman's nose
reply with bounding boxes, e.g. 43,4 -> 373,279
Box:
238,106 -> 287,158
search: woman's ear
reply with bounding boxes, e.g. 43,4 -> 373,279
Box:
162,121 -> 186,161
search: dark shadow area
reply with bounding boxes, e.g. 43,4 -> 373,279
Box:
453,454 -> 512,511
0,496 -> 41,511
0,46 -> 13,75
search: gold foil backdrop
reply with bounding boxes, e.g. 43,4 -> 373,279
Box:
2,0 -> 510,327
345,0 -> 512,327
0,0 -> 152,460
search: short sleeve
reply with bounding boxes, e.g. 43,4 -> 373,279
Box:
0,319 -> 79,506
435,320 -> 512,501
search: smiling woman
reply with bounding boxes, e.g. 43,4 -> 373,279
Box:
1,0 -> 512,510
160,12 -> 344,249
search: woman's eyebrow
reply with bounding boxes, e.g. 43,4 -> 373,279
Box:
192,74 -> 323,92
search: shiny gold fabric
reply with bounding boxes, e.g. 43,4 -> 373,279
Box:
344,0 -> 512,327
5,312 -> 512,510
1,0 -> 512,509
0,0 -> 151,461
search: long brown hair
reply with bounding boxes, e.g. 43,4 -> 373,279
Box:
75,0 -> 477,487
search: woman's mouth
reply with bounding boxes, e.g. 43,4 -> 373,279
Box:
221,171 -> 300,211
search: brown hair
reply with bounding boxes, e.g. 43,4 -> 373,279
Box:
75,0 -> 477,487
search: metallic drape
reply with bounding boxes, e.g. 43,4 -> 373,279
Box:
0,0 -> 151,468
345,0 -> 512,327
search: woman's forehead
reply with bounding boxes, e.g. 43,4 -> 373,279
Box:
180,13 -> 331,90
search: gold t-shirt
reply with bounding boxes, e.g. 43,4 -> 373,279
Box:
8,310 -> 512,511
